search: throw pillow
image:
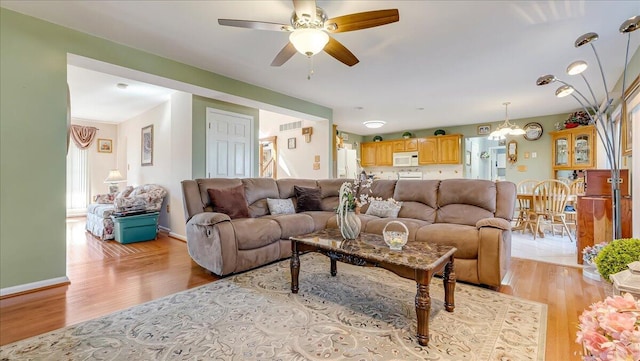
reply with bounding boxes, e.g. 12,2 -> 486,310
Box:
365,199 -> 402,218
115,186 -> 134,199
294,185 -> 322,212
207,185 -> 249,219
267,198 -> 295,215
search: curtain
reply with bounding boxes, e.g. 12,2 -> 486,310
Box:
66,142 -> 89,216
70,125 -> 98,149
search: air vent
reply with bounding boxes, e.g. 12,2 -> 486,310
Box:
279,121 -> 302,132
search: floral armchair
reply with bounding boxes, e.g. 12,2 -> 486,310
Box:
86,184 -> 167,240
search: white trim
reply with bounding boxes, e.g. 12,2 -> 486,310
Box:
0,276 -> 70,297
169,232 -> 187,241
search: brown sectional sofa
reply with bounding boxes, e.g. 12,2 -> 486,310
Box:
181,177 -> 516,289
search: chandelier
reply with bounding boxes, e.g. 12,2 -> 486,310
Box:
488,102 -> 525,140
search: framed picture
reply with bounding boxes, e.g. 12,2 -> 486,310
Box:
97,138 -> 112,153
622,75 -> 639,156
288,137 -> 296,149
477,125 -> 491,135
141,124 -> 154,166
465,151 -> 471,166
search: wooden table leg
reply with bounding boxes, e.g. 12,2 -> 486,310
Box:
330,258 -> 337,276
290,241 -> 300,294
414,269 -> 431,346
443,255 -> 456,312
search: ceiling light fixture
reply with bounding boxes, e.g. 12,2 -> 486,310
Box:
535,15 -> 640,240
363,120 -> 386,129
488,102 -> 525,140
289,28 -> 329,57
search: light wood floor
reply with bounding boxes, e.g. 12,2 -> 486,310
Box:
0,218 -> 608,360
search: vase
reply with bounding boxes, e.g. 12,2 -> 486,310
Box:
338,210 -> 361,240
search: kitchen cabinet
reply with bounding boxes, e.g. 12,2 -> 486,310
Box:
392,139 -> 418,152
418,134 -> 462,165
375,141 -> 394,166
550,125 -> 596,170
360,142 -> 377,167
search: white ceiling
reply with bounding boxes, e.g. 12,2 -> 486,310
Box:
2,1 -> 639,134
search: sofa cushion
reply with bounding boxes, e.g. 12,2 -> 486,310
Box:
263,213 -> 315,238
415,223 -> 479,259
207,185 -> 249,219
231,218 -> 281,250
243,178 -> 279,218
277,179 -> 317,199
365,199 -> 402,218
87,203 -> 115,218
267,198 -> 295,215
294,185 -> 322,212
436,179 -> 496,226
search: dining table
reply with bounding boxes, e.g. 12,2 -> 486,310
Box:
513,193 -> 578,237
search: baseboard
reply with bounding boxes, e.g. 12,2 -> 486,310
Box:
0,276 -> 70,299
169,232 -> 186,242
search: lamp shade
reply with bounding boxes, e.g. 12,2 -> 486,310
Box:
555,85 -> 574,98
104,169 -> 126,183
289,28 -> 329,56
566,60 -> 588,75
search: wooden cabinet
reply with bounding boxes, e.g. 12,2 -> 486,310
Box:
576,196 -> 632,264
418,134 -> 462,165
376,141 -> 394,166
360,142 -> 377,167
361,135 -> 461,166
550,125 -> 596,170
393,139 -> 418,152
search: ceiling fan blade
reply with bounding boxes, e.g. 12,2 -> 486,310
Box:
218,19 -> 291,32
326,9 -> 399,33
293,0 -> 317,22
271,42 -> 297,67
324,36 -> 359,67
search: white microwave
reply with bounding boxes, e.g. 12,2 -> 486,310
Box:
393,152 -> 419,167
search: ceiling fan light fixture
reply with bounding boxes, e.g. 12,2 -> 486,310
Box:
289,28 -> 329,56
363,120 -> 386,129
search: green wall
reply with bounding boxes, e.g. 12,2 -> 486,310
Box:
0,8 -> 331,290
191,96 -> 260,179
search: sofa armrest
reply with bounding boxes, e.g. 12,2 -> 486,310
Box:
185,212 -> 236,276
477,221 -> 511,289
94,193 -> 115,204
476,217 -> 511,231
188,212 -> 231,226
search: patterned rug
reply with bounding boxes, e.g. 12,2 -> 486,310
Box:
0,253 -> 546,360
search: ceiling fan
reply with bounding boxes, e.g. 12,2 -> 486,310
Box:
218,0 -> 399,67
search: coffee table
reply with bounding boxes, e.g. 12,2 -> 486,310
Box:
289,228 -> 456,346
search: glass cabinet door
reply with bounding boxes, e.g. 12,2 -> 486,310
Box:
573,133 -> 591,166
554,137 -> 569,167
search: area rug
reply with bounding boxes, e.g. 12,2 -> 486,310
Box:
0,253 -> 546,360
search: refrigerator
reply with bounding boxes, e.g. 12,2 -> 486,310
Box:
337,148 -> 358,179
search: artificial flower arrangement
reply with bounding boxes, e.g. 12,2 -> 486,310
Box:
564,110 -> 591,128
582,242 -> 609,265
338,177 -> 376,211
576,293 -> 640,361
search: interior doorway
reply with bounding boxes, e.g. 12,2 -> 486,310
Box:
464,136 -> 502,181
259,136 -> 277,178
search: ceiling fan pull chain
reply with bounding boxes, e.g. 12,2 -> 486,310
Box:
307,56 -> 314,80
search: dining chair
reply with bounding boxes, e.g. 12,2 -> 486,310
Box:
564,178 -> 585,235
514,179 -> 539,232
526,179 -> 573,241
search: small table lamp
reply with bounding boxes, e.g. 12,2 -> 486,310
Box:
104,169 -> 126,194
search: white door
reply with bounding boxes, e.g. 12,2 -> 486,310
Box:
206,108 -> 253,178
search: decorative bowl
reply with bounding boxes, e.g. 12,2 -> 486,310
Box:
383,221 -> 409,250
